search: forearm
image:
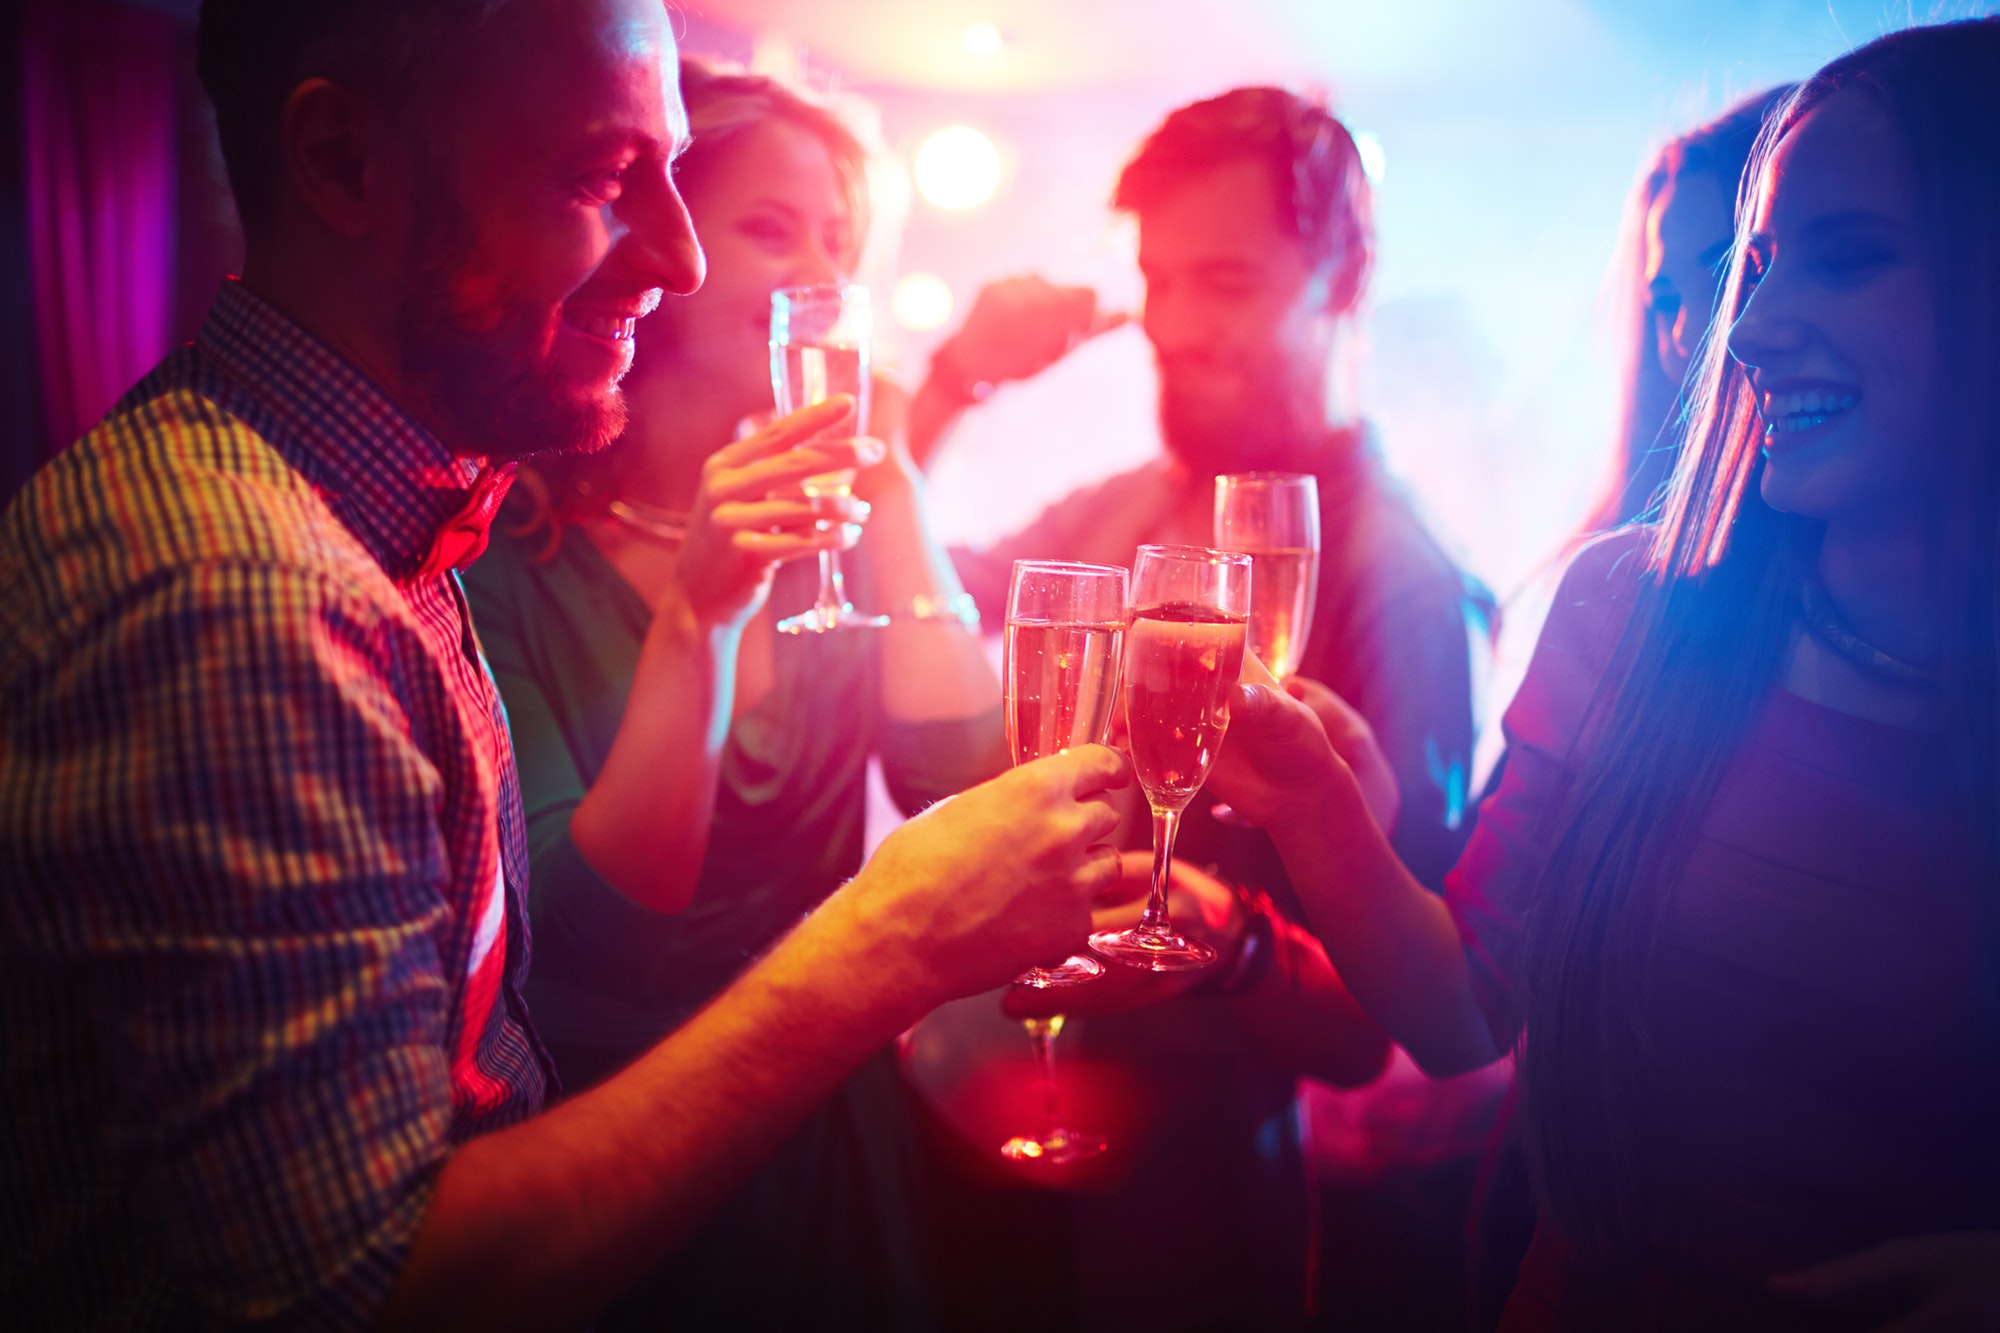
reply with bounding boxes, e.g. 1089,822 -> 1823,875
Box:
379,885 -> 928,1332
568,592 -> 736,913
862,471 -> 999,723
1268,786 -> 1500,1077
1227,911 -> 1393,1087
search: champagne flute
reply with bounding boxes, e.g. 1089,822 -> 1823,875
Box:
1089,545 -> 1250,972
770,283 -> 890,634
998,561 -> 1125,1165
1208,472 -> 1321,824
1005,561 -> 1126,988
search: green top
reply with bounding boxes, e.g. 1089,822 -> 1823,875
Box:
465,505 -> 1005,1331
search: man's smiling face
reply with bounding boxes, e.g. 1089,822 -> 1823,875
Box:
394,0 -> 706,459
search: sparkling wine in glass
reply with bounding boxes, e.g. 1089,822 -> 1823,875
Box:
771,283 -> 889,634
1208,472 -> 1321,824
1005,561 -> 1127,989
1089,545 -> 1249,972
998,560 -> 1127,1165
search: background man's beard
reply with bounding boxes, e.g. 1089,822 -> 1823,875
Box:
1158,380 -> 1312,477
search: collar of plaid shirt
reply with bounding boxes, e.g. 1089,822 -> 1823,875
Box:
199,278 -> 519,580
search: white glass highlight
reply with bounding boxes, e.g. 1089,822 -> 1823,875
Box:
770,284 -> 889,634
1089,545 -> 1249,972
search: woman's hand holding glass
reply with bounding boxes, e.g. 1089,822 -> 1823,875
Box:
675,395 -> 884,629
1204,677 -> 1398,844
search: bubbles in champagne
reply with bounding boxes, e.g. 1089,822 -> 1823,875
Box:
1123,602 -> 1247,807
1005,621 -> 1125,764
1243,547 -> 1317,680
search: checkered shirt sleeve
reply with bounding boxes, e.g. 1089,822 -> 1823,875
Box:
1,286 -> 545,1330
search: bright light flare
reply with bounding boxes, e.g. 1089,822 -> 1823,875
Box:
914,127 -> 1002,210
892,273 -> 955,331
962,22 -> 1003,56
1353,130 -> 1386,184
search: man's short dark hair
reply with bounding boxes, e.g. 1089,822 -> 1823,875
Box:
1114,86 -> 1375,312
196,0 -> 507,236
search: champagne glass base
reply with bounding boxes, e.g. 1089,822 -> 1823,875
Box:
1089,927 -> 1218,973
1014,954 -> 1104,988
999,1126 -> 1107,1165
776,602 -> 891,635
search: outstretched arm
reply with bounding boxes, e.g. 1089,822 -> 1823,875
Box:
1207,683 -> 1501,1078
856,380 -> 1002,734
560,399 -> 874,913
380,745 -> 1131,1332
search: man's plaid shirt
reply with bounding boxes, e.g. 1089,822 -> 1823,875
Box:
0,280 -> 552,1329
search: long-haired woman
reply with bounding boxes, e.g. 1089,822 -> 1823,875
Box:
1211,20 -> 2000,1328
464,59 -> 1003,1331
1597,85 -> 1793,528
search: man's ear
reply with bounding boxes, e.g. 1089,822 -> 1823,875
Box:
278,78 -> 409,240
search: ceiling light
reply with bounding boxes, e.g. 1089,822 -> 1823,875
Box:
892,273 -> 955,331
962,23 -> 1003,56
914,127 -> 1001,210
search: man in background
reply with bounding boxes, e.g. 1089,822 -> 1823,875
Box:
906,88 -> 1502,1330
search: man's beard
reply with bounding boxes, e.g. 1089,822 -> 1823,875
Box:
393,180 -> 625,463
1156,360 -> 1315,478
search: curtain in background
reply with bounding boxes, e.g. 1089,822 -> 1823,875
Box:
22,0 -> 176,456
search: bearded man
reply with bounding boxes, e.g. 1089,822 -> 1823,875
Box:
0,3 -> 1125,1328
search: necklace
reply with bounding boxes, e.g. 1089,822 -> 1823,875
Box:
1800,577 -> 1940,690
606,498 -> 689,543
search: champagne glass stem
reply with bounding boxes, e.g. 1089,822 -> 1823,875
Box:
1002,1013 -> 1103,1163
1025,1017 -> 1065,1132
1140,805 -> 1181,934
817,547 -> 845,615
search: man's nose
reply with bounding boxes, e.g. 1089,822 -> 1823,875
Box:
1142,288 -> 1203,357
621,178 -> 705,296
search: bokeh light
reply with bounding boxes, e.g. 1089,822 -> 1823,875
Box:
891,272 -> 955,331
914,126 -> 1001,210
961,23 -> 1002,56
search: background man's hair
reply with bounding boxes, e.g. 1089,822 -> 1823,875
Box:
196,0 -> 508,236
1114,86 -> 1375,312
